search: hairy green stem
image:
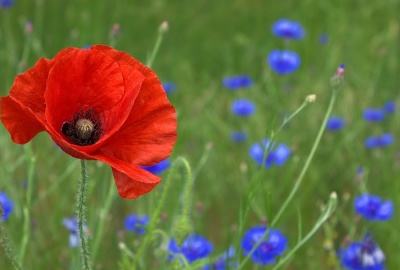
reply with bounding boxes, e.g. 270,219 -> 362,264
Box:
131,157 -> 191,269
0,206 -> 23,270
77,160 -> 91,270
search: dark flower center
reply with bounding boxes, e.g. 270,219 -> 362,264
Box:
61,108 -> 103,146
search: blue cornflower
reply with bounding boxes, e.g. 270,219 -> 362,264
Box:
272,19 -> 305,40
162,82 -> 176,94
0,192 -> 13,221
363,108 -> 385,122
364,133 -> 394,149
204,246 -> 237,270
124,214 -> 149,235
354,194 -> 393,221
141,158 -> 171,175
231,99 -> 255,117
241,226 -> 287,266
326,116 -> 345,131
168,234 -> 213,264
340,234 -> 385,270
319,34 -> 329,44
382,101 -> 395,114
267,50 -> 301,75
230,131 -> 248,143
0,0 -> 14,8
223,75 -> 253,90
249,139 -> 291,168
62,217 -> 87,248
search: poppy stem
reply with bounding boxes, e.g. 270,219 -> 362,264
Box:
131,157 -> 191,269
0,206 -> 23,270
146,21 -> 168,68
77,160 -> 91,270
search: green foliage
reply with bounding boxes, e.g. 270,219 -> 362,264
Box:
1,0 -> 400,269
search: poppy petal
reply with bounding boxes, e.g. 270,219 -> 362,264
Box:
93,153 -> 161,199
44,48 -> 125,136
100,80 -> 177,165
0,96 -> 44,143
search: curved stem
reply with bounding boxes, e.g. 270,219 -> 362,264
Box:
271,90 -> 337,227
77,160 -> 91,270
131,157 -> 190,269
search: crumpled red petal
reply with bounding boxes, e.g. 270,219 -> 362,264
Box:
90,45 -> 177,166
93,152 -> 161,199
0,96 -> 45,143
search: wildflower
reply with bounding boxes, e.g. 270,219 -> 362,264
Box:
319,34 -> 329,44
141,158 -> 171,175
0,192 -> 13,221
272,19 -> 305,40
162,82 -> 176,94
326,116 -> 345,131
168,234 -> 213,264
204,246 -> 237,270
230,131 -> 248,143
124,214 -> 149,235
0,45 -> 177,199
231,99 -> 256,117
382,101 -> 395,114
354,194 -> 393,221
364,133 -> 394,149
331,64 -> 345,89
223,75 -> 253,90
267,50 -> 301,75
340,233 -> 385,270
241,226 -> 287,265
249,139 -> 291,168
62,217 -> 87,248
0,0 -> 14,8
363,108 -> 385,122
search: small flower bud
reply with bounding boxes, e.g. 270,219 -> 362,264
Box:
305,94 -> 316,103
25,21 -> 33,34
158,21 -> 169,34
172,215 -> 193,246
330,64 -> 345,90
110,23 -> 120,40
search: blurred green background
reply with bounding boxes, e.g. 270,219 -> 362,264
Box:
1,0 -> 400,269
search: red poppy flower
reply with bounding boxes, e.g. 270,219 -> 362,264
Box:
0,45 -> 177,199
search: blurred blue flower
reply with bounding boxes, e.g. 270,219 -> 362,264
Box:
268,50 -> 301,75
82,44 -> 91,49
124,214 -> 149,235
0,0 -> 14,8
354,194 -> 393,221
249,139 -> 291,168
319,34 -> 329,44
382,101 -> 395,114
231,99 -> 256,117
162,82 -> 176,94
241,226 -> 287,266
62,217 -> 87,248
230,131 -> 248,143
0,192 -> 13,221
363,108 -> 385,122
168,234 -> 213,264
204,246 -> 237,270
326,116 -> 345,131
340,233 -> 385,270
364,133 -> 394,149
272,19 -> 305,40
141,158 -> 171,175
223,75 -> 253,90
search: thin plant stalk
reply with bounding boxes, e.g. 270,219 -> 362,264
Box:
77,160 -> 91,270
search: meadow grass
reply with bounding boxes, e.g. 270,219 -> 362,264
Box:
1,0 -> 399,269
